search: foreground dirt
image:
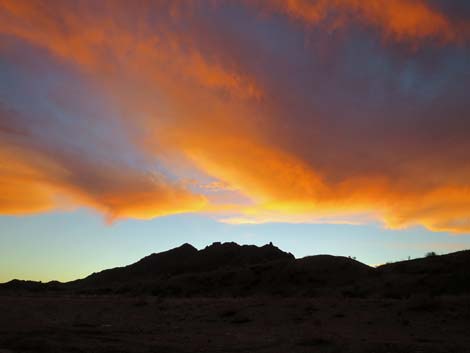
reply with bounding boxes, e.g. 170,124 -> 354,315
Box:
0,295 -> 469,353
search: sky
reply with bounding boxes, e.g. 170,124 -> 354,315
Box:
1,0 -> 470,282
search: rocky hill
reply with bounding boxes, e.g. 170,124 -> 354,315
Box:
1,243 -> 469,298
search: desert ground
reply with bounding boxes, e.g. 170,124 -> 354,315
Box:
1,295 -> 470,353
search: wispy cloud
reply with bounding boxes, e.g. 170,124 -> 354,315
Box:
0,1 -> 470,232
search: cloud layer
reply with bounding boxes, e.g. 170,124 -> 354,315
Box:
0,0 -> 470,232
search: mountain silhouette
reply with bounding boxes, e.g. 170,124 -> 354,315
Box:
1,243 -> 469,298
374,249 -> 470,297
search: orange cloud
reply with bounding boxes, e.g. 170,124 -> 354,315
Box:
0,0 -> 470,234
0,144 -> 206,220
263,0 -> 469,44
0,147 -> 56,214
0,107 -> 206,220
0,0 -> 262,100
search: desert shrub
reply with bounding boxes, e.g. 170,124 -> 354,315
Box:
425,251 -> 438,257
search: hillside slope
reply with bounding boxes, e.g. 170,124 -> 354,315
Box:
1,244 -> 469,298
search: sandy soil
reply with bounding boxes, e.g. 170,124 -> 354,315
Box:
0,295 -> 469,353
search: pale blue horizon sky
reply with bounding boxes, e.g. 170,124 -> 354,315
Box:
2,211 -> 470,283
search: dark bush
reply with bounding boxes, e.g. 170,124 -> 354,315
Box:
426,251 -> 438,257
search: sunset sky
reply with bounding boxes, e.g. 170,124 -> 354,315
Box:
1,0 -> 470,282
